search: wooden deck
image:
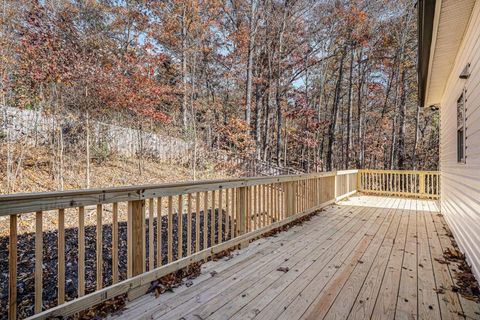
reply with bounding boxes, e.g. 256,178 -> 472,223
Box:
114,195 -> 480,320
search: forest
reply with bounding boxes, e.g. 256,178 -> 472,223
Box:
0,0 -> 439,193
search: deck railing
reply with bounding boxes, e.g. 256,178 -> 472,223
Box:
358,169 -> 440,199
0,170 -> 358,319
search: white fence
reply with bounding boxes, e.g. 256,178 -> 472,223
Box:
1,106 -> 194,161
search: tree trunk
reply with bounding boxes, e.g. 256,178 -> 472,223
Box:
275,0 -> 288,166
412,101 -> 421,170
345,47 -> 354,170
254,83 -> 261,159
245,0 -> 256,129
181,5 -> 188,130
263,85 -> 271,161
59,124 -> 64,190
389,116 -> 397,169
190,51 -> 198,180
326,48 -> 346,171
86,110 -> 90,189
284,117 -> 288,167
275,86 -> 282,165
397,69 -> 407,169
356,57 -> 365,168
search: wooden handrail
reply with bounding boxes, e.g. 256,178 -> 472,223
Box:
0,172 -> 339,216
358,169 -> 440,199
1,170 -> 359,320
359,169 -> 440,175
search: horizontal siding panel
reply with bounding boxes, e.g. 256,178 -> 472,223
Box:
442,197 -> 480,261
440,0 -> 480,282
443,203 -> 480,279
441,181 -> 480,276
442,175 -> 480,217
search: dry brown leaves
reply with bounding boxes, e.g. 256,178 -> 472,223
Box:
441,233 -> 480,302
76,295 -> 127,319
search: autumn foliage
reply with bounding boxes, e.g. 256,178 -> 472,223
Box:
1,0 -> 438,174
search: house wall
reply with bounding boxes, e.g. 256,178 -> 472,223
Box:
440,0 -> 480,281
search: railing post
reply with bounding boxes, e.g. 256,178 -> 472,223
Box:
284,181 -> 296,217
127,200 -> 145,278
357,170 -> 362,192
346,173 -> 350,194
419,173 -> 426,198
238,187 -> 247,235
238,187 -> 249,248
334,171 -> 338,200
9,215 -> 17,320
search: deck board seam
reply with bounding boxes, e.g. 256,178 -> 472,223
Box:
367,197 -> 407,319
270,197 -> 392,320
145,205 -> 367,319
122,207 -> 346,315
325,198 -> 403,320
424,200 -> 445,320
224,198 -> 386,317
306,197 -> 400,319
214,204 -> 379,320
156,205 -> 371,319
393,197 -> 412,319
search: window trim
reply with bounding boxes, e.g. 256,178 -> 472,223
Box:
457,89 -> 467,164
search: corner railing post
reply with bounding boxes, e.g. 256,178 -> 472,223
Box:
419,173 -> 426,198
357,170 -> 362,192
127,200 -> 145,278
334,171 -> 338,200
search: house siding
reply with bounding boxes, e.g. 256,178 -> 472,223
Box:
440,0 -> 480,281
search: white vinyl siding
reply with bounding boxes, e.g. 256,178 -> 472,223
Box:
440,0 -> 480,281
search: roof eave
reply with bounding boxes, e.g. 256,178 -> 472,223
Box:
417,0 -> 437,108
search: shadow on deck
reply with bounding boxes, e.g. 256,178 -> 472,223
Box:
114,195 -> 480,320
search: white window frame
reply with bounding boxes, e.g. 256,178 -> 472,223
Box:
457,88 -> 467,164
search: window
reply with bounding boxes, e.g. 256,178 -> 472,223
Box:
457,92 -> 466,163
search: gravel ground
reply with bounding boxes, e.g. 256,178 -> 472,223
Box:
0,209 -> 233,319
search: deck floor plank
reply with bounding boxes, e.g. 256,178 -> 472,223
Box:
202,204 -> 374,320
302,198 -> 398,320
113,196 -> 479,320
369,197 -> 409,320
416,197 -> 442,320
126,205 -> 360,319
347,197 -> 404,320
223,199 -> 389,320
252,197 -> 390,320
395,198 -> 419,320
321,198 -> 402,320
154,205 -> 371,320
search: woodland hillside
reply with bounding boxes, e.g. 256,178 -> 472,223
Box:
0,0 -> 439,193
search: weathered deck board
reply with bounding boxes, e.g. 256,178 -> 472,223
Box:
219,200 -> 383,320
270,199 -> 391,320
319,198 -> 401,320
114,196 -> 479,320
395,198 -> 418,320
200,205 -> 371,320
416,198 -> 442,320
119,203 -> 356,318
370,197 -> 409,320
